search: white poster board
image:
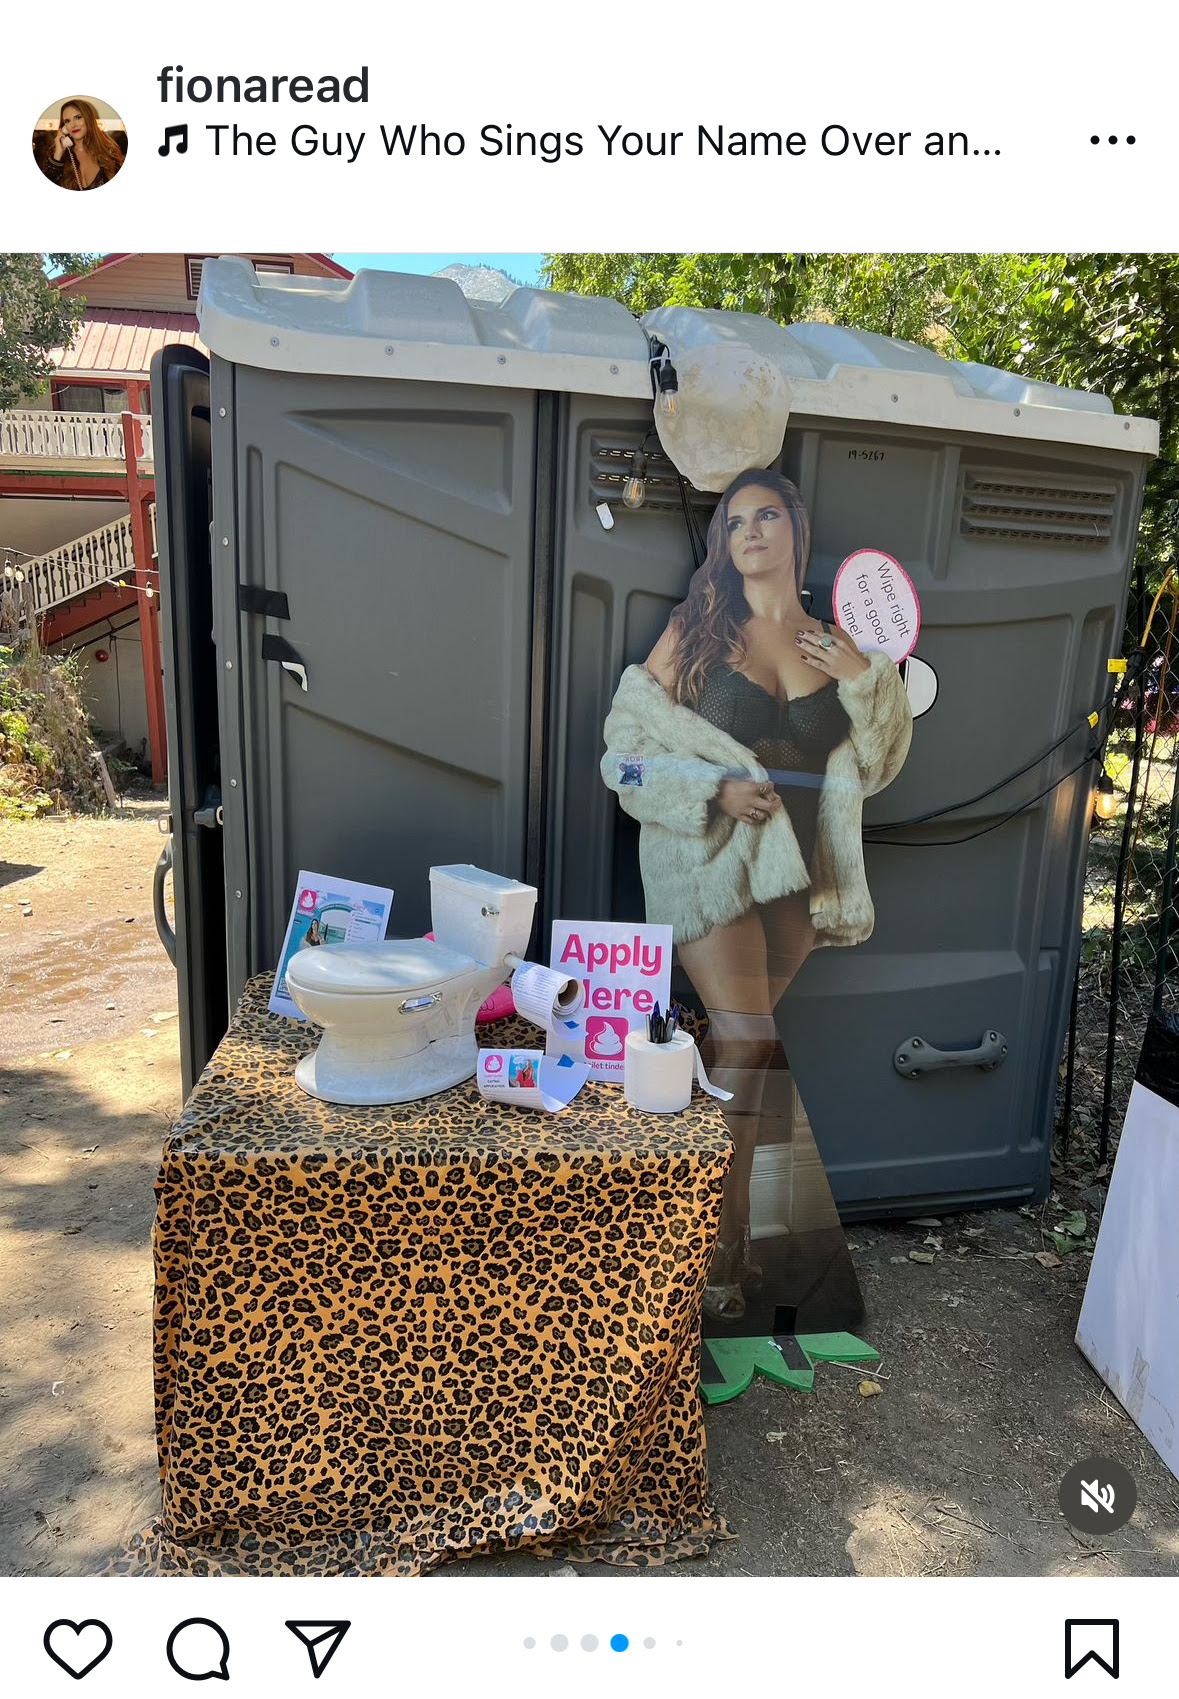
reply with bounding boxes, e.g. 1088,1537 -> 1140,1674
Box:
1076,1079 -> 1179,1482
546,921 -> 673,1082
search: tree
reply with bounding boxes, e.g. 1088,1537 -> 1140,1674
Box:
0,254 -> 97,409
543,253 -> 813,321
544,252 -> 1177,577
944,255 -> 1178,573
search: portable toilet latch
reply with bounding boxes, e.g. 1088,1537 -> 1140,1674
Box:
894,1031 -> 1008,1079
260,632 -> 309,692
193,786 -> 224,830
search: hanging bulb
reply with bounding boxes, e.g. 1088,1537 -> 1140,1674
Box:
622,448 -> 649,510
656,359 -> 680,419
1094,772 -> 1118,820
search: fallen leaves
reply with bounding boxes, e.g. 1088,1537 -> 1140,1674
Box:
1048,1208 -> 1093,1255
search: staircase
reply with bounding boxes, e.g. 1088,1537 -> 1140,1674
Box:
1,507 -> 156,632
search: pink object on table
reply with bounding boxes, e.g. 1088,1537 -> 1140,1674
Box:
424,934 -> 516,1024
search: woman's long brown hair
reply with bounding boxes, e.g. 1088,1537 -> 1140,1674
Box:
57,99 -> 124,183
665,467 -> 812,708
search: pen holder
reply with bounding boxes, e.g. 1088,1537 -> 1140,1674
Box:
625,1029 -> 695,1114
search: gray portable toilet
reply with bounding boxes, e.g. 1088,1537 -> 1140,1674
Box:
156,257 -> 1157,1215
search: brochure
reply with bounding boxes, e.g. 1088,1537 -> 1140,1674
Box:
269,870 -> 395,1019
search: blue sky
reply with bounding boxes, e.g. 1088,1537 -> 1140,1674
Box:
333,253 -> 546,284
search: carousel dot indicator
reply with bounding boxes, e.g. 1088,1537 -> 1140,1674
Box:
551,1634 -> 569,1652
610,1633 -> 629,1652
523,1638 -> 535,1650
644,1637 -> 656,1649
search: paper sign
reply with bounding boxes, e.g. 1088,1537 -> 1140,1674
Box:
547,920 -> 673,1081
270,869 -> 395,1018
833,547 -> 921,663
477,1048 -> 590,1113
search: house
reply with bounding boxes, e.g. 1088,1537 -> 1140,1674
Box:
0,252 -> 352,782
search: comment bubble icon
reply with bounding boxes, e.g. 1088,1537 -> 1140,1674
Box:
166,1618 -> 231,1682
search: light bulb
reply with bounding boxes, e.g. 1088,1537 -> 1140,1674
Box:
1094,773 -> 1118,819
622,448 -> 649,510
656,359 -> 680,420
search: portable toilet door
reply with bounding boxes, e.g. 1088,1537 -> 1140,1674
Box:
543,308 -> 1157,1214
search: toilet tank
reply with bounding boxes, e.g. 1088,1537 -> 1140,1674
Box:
429,864 -> 537,964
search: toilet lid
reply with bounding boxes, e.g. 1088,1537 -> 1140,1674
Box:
284,937 -> 475,996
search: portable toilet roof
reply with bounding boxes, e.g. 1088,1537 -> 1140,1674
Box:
197,256 -> 1159,459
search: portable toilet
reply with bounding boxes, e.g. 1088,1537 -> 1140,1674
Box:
154,257 -> 1157,1215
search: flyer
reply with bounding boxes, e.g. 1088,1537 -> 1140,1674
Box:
269,870 -> 395,1018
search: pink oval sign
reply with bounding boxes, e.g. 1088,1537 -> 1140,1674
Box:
833,548 -> 921,663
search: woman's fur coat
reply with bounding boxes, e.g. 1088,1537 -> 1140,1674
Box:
601,652 -> 912,947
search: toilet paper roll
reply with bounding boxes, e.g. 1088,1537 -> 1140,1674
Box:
510,960 -> 585,1030
624,1030 -> 736,1113
625,1030 -> 695,1113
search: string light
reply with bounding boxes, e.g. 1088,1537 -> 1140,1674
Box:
656,356 -> 680,420
1094,772 -> 1119,820
622,446 -> 649,510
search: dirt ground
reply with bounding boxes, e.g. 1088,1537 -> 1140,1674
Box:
2,809 -> 1177,1579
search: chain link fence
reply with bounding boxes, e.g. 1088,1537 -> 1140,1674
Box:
1059,568 -> 1179,1167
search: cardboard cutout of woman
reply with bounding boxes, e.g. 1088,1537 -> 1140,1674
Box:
601,469 -> 912,1332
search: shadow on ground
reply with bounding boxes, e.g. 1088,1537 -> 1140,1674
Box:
0,1034 -> 177,1576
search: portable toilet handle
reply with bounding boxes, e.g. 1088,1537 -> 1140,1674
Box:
894,1031 -> 1008,1078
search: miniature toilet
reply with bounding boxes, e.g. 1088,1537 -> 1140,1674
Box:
284,865 -> 537,1105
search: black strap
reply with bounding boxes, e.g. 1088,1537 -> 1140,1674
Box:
261,633 -> 303,666
238,585 -> 290,619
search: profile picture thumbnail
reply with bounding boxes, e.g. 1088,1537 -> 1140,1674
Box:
32,96 -> 128,191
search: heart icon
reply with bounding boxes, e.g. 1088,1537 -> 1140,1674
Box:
43,1619 -> 113,1680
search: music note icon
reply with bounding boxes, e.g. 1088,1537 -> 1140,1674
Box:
159,124 -> 189,157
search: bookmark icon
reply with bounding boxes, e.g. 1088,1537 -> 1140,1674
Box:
285,1621 -> 351,1679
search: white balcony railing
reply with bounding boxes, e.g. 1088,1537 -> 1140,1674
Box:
0,409 -> 154,466
1,509 -> 146,624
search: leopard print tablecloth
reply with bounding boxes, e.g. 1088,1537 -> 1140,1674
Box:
113,976 -> 732,1577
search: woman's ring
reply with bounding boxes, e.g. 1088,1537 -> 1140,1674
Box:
819,634 -> 834,650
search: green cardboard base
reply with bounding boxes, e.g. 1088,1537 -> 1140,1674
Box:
700,1332 -> 879,1404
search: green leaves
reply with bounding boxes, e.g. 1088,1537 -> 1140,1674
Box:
544,250 -> 1178,582
1049,1207 -> 1092,1255
0,253 -> 98,409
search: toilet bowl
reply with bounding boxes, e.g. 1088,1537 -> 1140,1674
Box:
284,865 -> 537,1105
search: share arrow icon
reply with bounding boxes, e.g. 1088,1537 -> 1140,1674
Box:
285,1621 -> 351,1679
